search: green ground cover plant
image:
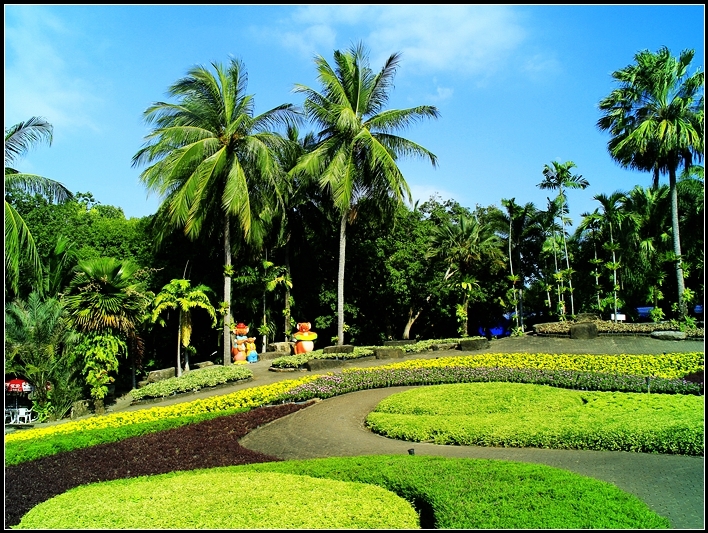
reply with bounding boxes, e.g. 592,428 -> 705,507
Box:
15,470 -> 420,529
365,383 -> 704,455
6,352 -> 702,464
130,364 -> 253,400
236,456 -> 671,529
269,338 -> 469,368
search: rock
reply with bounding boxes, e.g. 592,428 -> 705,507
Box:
193,361 -> 214,369
383,340 -> 416,347
146,368 -> 177,383
374,348 -> 405,359
576,313 -> 599,322
570,322 -> 598,339
651,330 -> 687,341
267,342 -> 294,354
432,343 -> 458,351
305,359 -> 344,371
459,338 -> 490,351
323,345 -> 355,354
70,400 -> 90,419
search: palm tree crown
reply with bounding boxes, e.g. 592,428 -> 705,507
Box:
132,58 -> 300,365
5,117 -> 73,296
292,42 -> 439,344
597,46 -> 703,318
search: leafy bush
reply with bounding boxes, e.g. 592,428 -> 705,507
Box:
130,364 -> 253,400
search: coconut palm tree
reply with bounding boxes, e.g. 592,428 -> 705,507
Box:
292,42 -> 439,345
5,117 -> 73,296
537,161 -> 589,316
597,46 -> 704,319
132,58 -> 300,365
151,279 -> 217,376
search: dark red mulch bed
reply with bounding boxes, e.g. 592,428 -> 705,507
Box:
4,402 -> 312,527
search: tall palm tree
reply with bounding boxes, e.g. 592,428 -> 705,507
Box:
62,257 -> 152,390
576,209 -> 605,312
537,160 -> 589,316
429,214 -> 504,336
498,199 -> 538,330
292,42 -> 439,344
597,46 -> 704,319
5,117 -> 73,296
132,59 -> 300,365
152,279 -> 217,377
593,191 -> 628,321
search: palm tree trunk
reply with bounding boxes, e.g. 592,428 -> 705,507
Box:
669,168 -> 687,319
284,238 -> 291,342
610,224 -> 618,323
561,226 -> 575,316
176,322 -> 182,378
337,211 -> 347,345
223,216 -> 232,366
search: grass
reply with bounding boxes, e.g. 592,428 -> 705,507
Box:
365,382 -> 704,454
15,470 -> 420,529
15,456 -> 671,529
6,350 -> 702,529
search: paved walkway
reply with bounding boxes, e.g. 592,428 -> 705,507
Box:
13,335 -> 707,529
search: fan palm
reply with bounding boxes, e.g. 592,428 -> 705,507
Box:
63,257 -> 152,389
292,42 -> 439,344
5,117 -> 73,296
597,46 -> 704,318
132,58 -> 300,365
151,279 -> 216,377
537,160 -> 589,316
5,292 -> 80,418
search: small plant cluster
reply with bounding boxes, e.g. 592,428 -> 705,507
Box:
535,319 -> 704,338
277,366 -> 703,404
130,365 -> 254,400
269,338 -> 478,369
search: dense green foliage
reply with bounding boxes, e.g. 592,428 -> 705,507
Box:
4,45 -> 704,401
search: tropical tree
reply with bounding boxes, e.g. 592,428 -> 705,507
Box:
62,257 -> 153,403
151,279 -> 217,376
5,117 -> 73,297
593,191 -> 628,321
292,42 -> 439,345
132,58 -> 300,365
428,213 -> 504,336
597,46 -> 704,319
537,160 -> 589,316
4,292 -> 82,421
576,209 -> 605,312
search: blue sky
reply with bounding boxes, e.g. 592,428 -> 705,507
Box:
5,4 -> 705,227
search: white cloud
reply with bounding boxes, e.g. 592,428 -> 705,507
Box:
280,5 -> 530,78
4,6 -> 102,133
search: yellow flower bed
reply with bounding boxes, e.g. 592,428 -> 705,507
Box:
347,352 -> 704,380
5,375 -> 320,444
